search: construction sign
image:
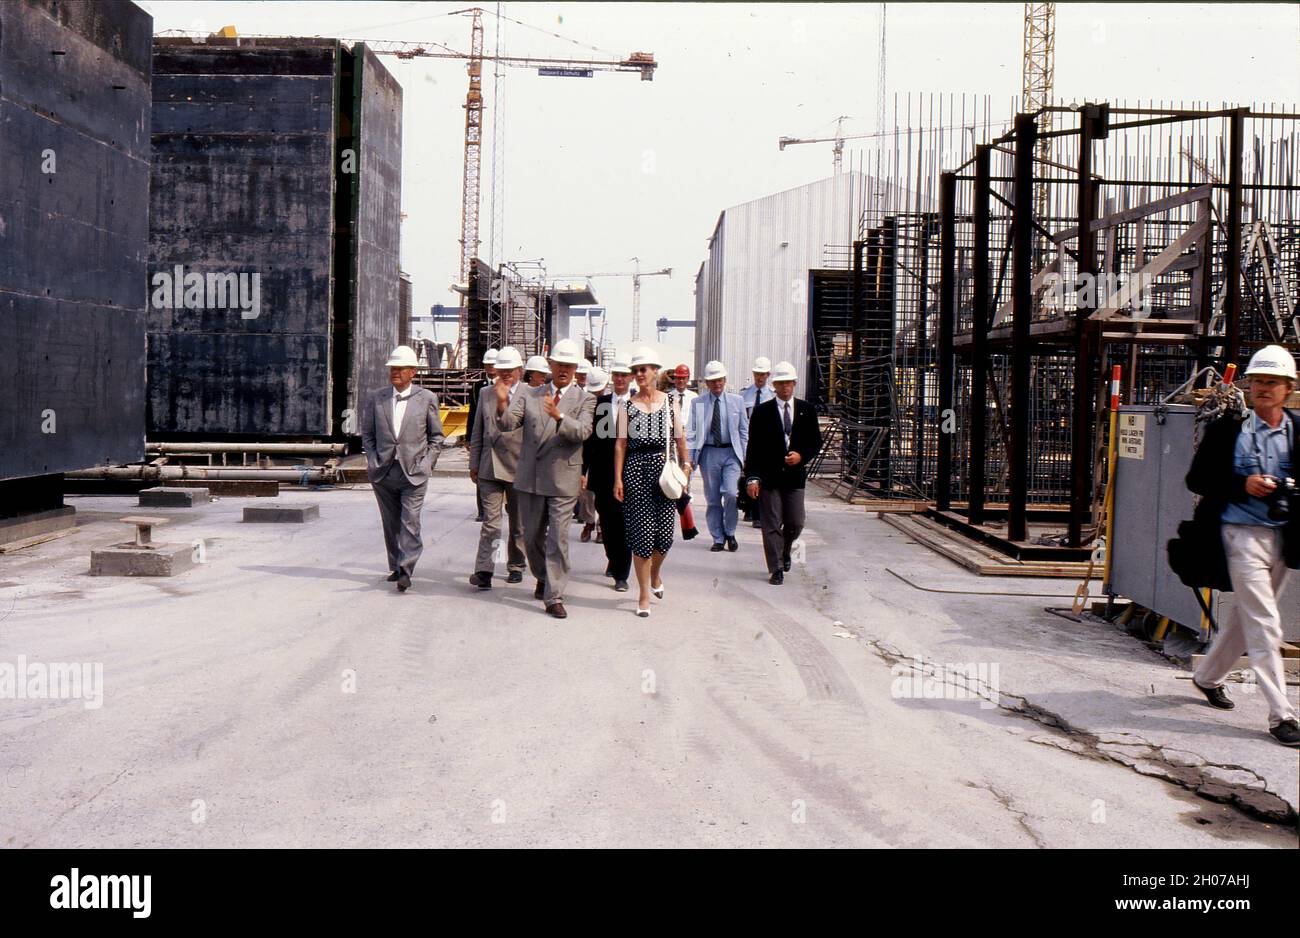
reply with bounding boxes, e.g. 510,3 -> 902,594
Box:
1117,413 -> 1146,460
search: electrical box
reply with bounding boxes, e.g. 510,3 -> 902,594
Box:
1109,403 -> 1300,641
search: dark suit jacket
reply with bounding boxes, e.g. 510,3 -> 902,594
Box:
744,396 -> 822,491
583,392 -> 618,497
1184,410 -> 1300,589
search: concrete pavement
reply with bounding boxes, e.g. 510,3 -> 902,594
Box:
0,458 -> 1294,847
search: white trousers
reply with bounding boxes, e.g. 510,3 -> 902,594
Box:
1194,524 -> 1297,727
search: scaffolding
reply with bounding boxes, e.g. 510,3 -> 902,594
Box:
813,95 -> 1300,554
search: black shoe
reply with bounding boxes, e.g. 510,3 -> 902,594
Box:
469,571 -> 492,590
1270,719 -> 1300,747
605,564 -> 614,577
769,571 -> 784,585
396,573 -> 411,592
683,527 -> 699,541
1193,679 -> 1234,710
386,571 -> 401,582
506,570 -> 523,584
614,579 -> 629,592
710,543 -> 724,552
534,580 -> 546,600
782,557 -> 791,572
725,536 -> 738,552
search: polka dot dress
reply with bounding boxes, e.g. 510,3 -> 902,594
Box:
623,398 -> 677,558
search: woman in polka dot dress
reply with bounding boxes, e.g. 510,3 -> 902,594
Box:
614,348 -> 691,617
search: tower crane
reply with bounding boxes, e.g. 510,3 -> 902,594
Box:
551,259 -> 672,343
778,117 -> 875,173
160,16 -> 658,366
1023,3 -> 1056,228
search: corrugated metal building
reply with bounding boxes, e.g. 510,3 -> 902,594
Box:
0,0 -> 151,496
147,37 -> 402,439
694,174 -> 866,389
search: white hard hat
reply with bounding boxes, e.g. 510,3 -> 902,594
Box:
577,358 -> 592,375
1243,344 -> 1298,381
702,360 -> 727,381
385,345 -> 419,367
630,346 -> 662,368
609,355 -> 632,374
493,346 -> 523,370
483,347 -> 500,367
549,338 -> 583,365
524,355 -> 550,374
753,356 -> 772,374
586,367 -> 609,392
770,360 -> 798,382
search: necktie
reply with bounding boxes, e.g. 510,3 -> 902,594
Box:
711,396 -> 722,446
782,402 -> 792,438
553,388 -> 562,406
395,392 -> 411,402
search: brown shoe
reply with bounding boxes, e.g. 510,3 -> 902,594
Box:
580,524 -> 593,543
534,580 -> 546,600
546,602 -> 567,619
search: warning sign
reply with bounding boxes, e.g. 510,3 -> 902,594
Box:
1117,413 -> 1146,460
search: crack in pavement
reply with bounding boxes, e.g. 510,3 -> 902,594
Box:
964,781 -> 1047,848
857,635 -> 1298,829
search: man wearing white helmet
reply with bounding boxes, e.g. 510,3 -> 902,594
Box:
575,367 -> 608,542
576,358 -> 592,390
583,356 -> 635,590
740,356 -> 776,526
361,345 -> 446,592
744,361 -> 821,585
1185,344 -> 1300,746
523,355 -> 550,388
689,360 -> 748,552
468,347 -> 527,590
468,348 -> 500,522
496,337 -> 597,619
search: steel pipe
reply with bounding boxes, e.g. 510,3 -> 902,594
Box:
65,466 -> 342,483
146,442 -> 346,456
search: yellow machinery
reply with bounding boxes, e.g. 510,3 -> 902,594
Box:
439,405 -> 470,441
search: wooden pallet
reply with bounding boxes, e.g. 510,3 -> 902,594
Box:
879,512 -> 1090,578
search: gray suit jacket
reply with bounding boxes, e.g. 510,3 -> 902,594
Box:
497,382 -> 596,497
689,390 -> 748,465
360,385 -> 445,485
468,382 -> 523,483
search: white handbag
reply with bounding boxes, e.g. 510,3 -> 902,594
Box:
658,397 -> 688,500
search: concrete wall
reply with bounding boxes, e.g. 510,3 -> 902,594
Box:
345,44 -> 403,415
148,38 -> 339,437
0,0 -> 151,481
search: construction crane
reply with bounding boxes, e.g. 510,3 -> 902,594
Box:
160,18 -> 658,366
553,260 -> 672,343
1023,3 -> 1056,228
778,116 -> 874,173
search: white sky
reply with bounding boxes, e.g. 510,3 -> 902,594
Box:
137,1 -> 1300,360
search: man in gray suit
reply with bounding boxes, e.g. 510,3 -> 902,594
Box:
361,345 -> 446,592
689,360 -> 749,552
496,338 -> 596,618
468,346 -> 527,589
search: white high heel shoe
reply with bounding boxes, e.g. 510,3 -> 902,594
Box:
635,605 -> 651,618
651,583 -> 664,600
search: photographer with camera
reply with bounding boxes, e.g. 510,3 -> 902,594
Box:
1186,345 -> 1300,746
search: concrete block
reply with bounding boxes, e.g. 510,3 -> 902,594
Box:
243,501 -> 320,523
139,486 -> 210,507
90,543 -> 193,577
0,507 -> 76,546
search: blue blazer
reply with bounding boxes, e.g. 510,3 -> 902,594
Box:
689,391 -> 748,465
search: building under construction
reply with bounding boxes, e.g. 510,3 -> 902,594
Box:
799,95 -> 1300,564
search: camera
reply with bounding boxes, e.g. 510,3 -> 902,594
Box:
1263,475 -> 1298,521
